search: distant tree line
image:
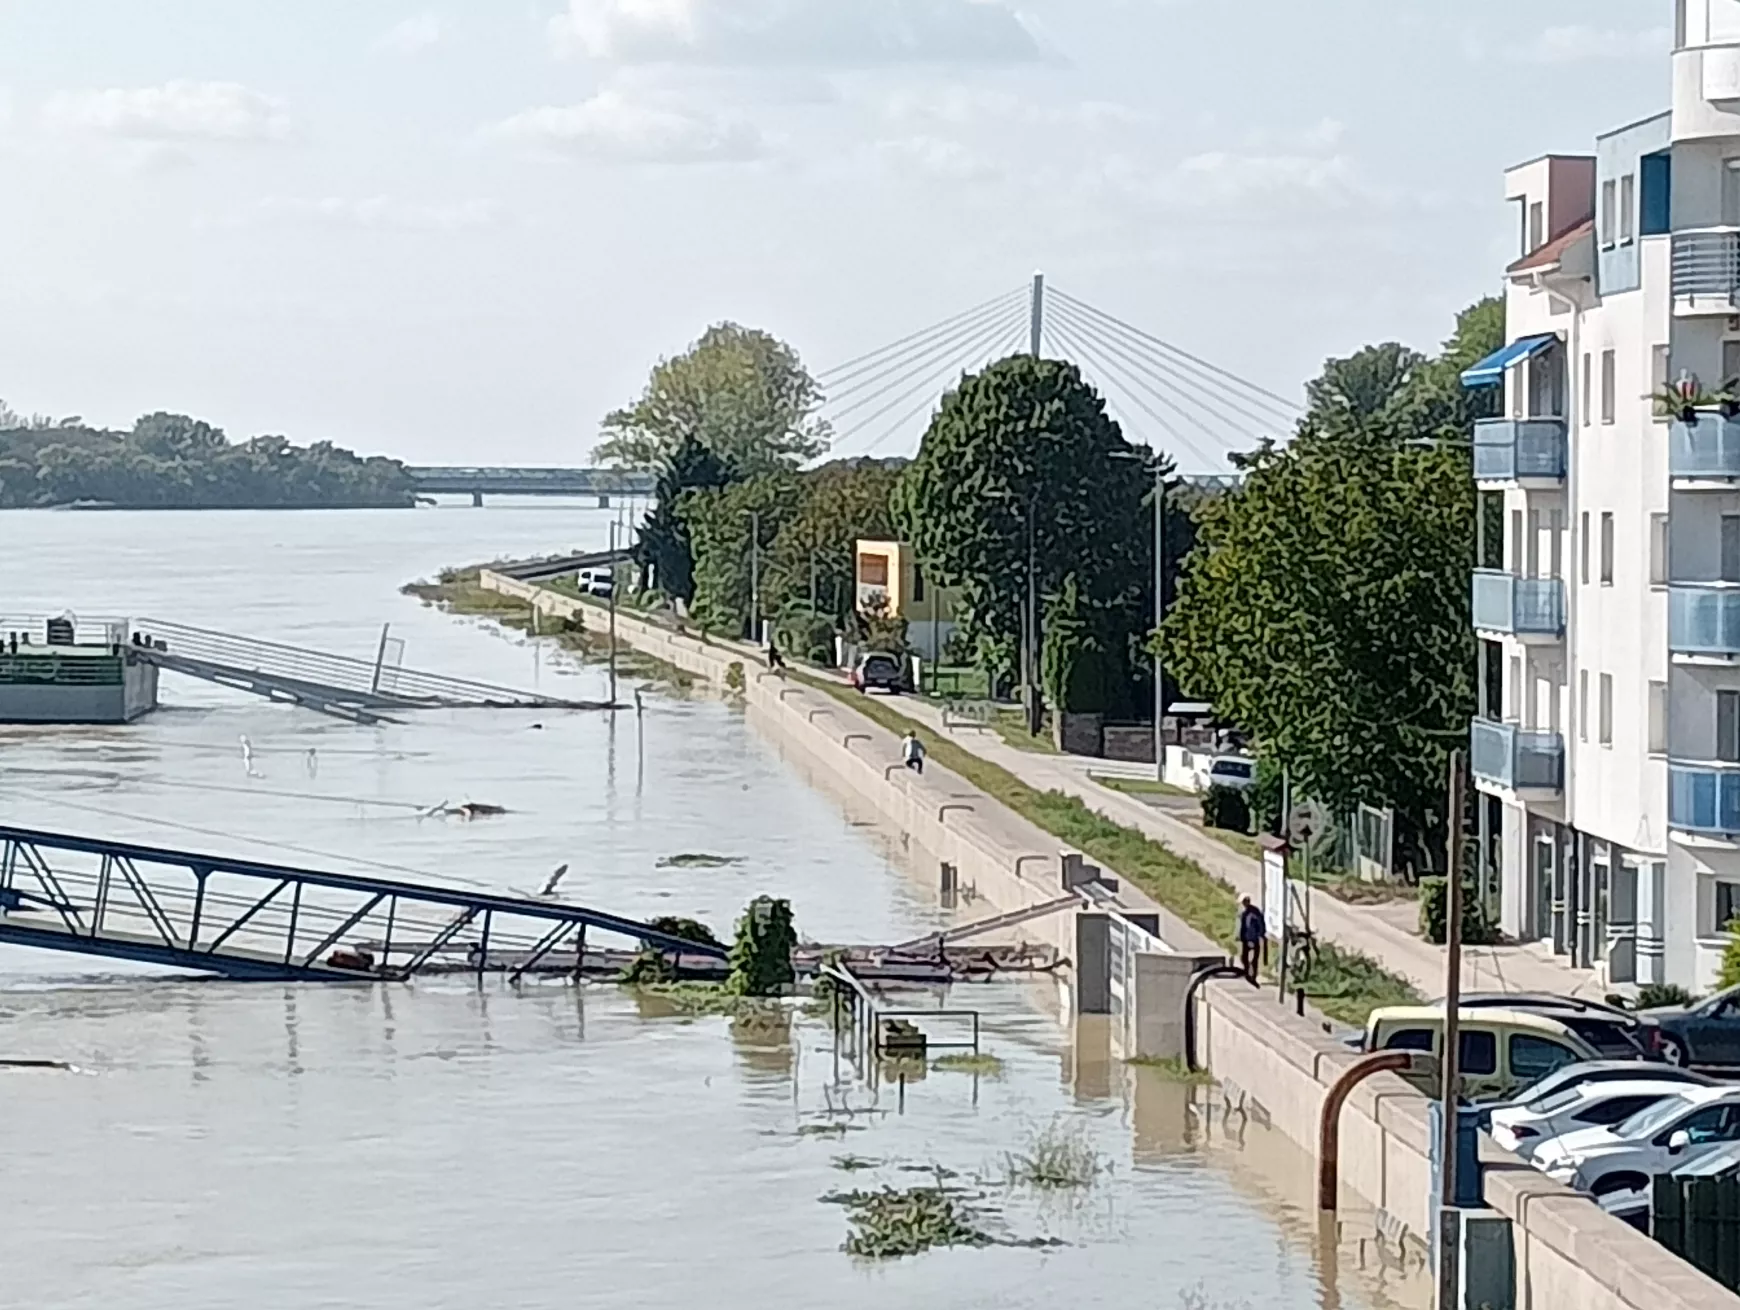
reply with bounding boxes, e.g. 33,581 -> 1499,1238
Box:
0,405 -> 415,509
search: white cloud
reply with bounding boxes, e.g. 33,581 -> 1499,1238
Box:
380,13 -> 446,54
881,86 -> 1144,129
491,90 -> 765,163
874,134 -> 1001,181
1172,149 -> 1354,205
245,196 -> 504,231
1513,25 -> 1669,64
43,80 -> 291,142
551,0 -> 1044,67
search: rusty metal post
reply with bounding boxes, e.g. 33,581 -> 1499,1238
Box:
1318,1051 -> 1415,1212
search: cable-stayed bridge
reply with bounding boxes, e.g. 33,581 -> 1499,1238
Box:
812,275 -> 1301,474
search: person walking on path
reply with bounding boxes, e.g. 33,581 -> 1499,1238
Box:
1237,896 -> 1267,984
901,730 -> 926,776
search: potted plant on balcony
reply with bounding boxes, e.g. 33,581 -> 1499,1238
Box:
1654,373 -> 1732,424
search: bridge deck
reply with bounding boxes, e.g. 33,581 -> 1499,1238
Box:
0,825 -> 725,983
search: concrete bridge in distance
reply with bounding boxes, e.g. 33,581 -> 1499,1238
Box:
406,466 -> 656,507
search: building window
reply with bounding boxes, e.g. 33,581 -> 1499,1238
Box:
1678,0 -> 1689,50
1651,513 -> 1670,585
1580,511 -> 1591,584
1725,339 -> 1740,389
1579,670 -> 1590,742
1620,174 -> 1636,244
1642,153 -> 1673,235
1507,655 -> 1522,721
1601,349 -> 1617,423
1721,691 -> 1740,763
1528,201 -> 1544,254
1724,515 -> 1740,583
857,552 -> 889,588
1600,512 -> 1615,585
1599,673 -> 1614,746
911,565 -> 925,604
1650,680 -> 1668,755
1601,180 -> 1617,249
1718,881 -> 1740,934
1654,346 -> 1672,422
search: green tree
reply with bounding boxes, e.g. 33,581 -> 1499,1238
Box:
678,473 -> 805,635
595,323 -> 830,475
1041,574 -> 1123,716
634,435 -> 732,602
1163,301 -> 1501,867
764,458 -> 902,620
893,355 -> 1151,692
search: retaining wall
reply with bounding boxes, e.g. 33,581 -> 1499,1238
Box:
481,571 -> 1740,1310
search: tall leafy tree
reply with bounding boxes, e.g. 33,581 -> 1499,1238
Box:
678,473 -> 805,636
764,458 -> 902,619
633,436 -> 731,602
1162,299 -> 1502,865
595,323 -> 830,475
892,355 -> 1150,691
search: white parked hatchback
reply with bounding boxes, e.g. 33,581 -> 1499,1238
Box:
1534,1085 -> 1740,1196
1489,1080 -> 1693,1160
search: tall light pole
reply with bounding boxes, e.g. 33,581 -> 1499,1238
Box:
747,509 -> 762,644
607,520 -> 620,707
1438,748 -> 1468,1310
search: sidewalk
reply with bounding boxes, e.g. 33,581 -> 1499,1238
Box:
883,695 -> 1609,1003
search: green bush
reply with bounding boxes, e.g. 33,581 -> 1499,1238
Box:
728,896 -> 797,996
1721,921 -> 1740,991
1200,785 -> 1250,833
1634,982 -> 1698,1010
1417,878 -> 1500,946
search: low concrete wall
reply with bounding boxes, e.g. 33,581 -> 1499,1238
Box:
0,660 -> 158,724
482,571 -> 1740,1310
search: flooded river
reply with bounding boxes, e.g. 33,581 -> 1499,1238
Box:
0,506 -> 1424,1310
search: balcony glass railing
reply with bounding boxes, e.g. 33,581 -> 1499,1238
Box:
1471,570 -> 1565,637
1670,412 -> 1740,481
1471,719 -> 1565,793
1672,228 -> 1740,301
1669,584 -> 1740,657
1669,763 -> 1740,836
1472,418 -> 1567,483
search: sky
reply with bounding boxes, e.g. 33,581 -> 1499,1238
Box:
0,0 -> 1675,471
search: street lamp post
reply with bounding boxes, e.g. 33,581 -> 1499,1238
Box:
746,510 -> 762,644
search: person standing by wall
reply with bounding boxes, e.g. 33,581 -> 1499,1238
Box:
1237,896 -> 1267,984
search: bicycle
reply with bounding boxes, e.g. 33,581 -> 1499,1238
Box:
1280,923 -> 1319,988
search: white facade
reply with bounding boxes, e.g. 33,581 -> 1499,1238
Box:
1478,2 -> 1740,992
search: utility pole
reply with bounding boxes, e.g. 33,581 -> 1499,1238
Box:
748,510 -> 762,644
607,521 -> 620,707
809,551 -> 818,614
1151,462 -> 1166,783
1438,748 -> 1468,1310
1025,498 -> 1040,737
1029,272 -> 1045,358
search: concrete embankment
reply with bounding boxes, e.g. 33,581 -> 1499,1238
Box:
479,571 -> 1740,1310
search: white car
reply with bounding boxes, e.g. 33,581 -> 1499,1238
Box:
1533,1085 -> 1740,1196
1489,1080 -> 1692,1160
577,568 -> 614,598
1205,755 -> 1256,792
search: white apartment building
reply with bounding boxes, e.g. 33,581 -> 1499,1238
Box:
1473,0 -> 1740,992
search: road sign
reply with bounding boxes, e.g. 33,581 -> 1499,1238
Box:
1288,800 -> 1329,849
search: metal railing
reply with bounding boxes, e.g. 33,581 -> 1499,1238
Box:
1671,413 -> 1740,481
1670,584 -> 1740,656
1669,763 -> 1740,837
1471,570 -> 1564,637
1671,228 -> 1740,303
1472,418 -> 1567,483
0,614 -> 131,648
132,618 -> 585,708
1471,719 -> 1564,793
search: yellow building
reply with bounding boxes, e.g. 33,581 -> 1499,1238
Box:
854,539 -> 961,663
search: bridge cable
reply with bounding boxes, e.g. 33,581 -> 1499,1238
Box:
815,286 -> 1026,387
1048,301 -> 1288,453
1049,287 -> 1303,425
821,295 -> 1030,411
822,298 -> 1029,428
1045,317 -> 1225,471
850,319 -> 1035,456
833,313 -> 1030,454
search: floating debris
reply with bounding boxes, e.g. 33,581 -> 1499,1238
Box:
656,853 -> 743,869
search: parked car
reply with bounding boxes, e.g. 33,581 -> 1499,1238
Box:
1205,755 -> 1256,792
850,651 -> 906,694
1366,1006 -> 1605,1100
577,568 -> 614,598
1489,1079 -> 1694,1159
1642,984 -> 1740,1067
1534,1085 -> 1740,1197
1440,992 -> 1652,1059
1491,1058 -> 1713,1111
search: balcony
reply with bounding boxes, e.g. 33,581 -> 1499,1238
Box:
1471,570 -> 1565,641
1670,412 -> 1740,485
1472,719 -> 1564,797
1670,763 -> 1740,838
1670,584 -> 1740,660
1671,229 -> 1740,315
1472,418 -> 1566,486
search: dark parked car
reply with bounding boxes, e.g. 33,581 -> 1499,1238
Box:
1441,992 -> 1654,1060
850,651 -> 905,694
1644,985 -> 1740,1067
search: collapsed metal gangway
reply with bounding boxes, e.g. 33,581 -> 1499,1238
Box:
131,618 -> 603,724
0,825 -> 722,982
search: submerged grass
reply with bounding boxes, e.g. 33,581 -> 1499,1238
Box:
823,1186 -> 997,1258
628,982 -> 782,1020
1005,1120 -> 1109,1191
1126,1056 -> 1214,1085
930,1052 -> 1006,1078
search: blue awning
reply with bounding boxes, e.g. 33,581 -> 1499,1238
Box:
1461,334 -> 1559,389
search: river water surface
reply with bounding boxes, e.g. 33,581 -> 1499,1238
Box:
0,506 -> 1424,1310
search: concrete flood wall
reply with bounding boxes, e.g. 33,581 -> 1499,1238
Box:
481,571 -> 1740,1310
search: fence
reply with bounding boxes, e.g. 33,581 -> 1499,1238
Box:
922,664 -> 991,699
1653,1173 -> 1740,1291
